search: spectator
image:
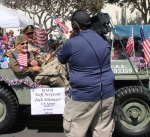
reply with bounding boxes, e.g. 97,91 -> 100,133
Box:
0,33 -> 4,45
3,32 -> 9,45
119,48 -> 126,59
19,29 -> 24,37
112,48 -> 120,60
135,43 -> 142,57
48,34 -> 55,44
122,38 -> 127,48
47,34 -> 56,52
0,33 -> 7,56
7,30 -> 15,49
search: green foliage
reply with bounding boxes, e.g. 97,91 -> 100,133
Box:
1,0 -> 104,31
2,0 -> 104,14
75,0 -> 104,13
103,0 -> 120,4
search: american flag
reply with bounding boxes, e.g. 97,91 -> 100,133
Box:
126,27 -> 135,57
52,15 -> 69,34
140,28 -> 150,63
17,53 -> 27,67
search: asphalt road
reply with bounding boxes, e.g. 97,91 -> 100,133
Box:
1,126 -> 66,137
0,111 -> 116,137
1,114 -> 66,137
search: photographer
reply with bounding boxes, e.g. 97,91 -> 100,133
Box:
58,10 -> 115,137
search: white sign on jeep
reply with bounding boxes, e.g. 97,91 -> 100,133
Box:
30,88 -> 65,115
111,65 -> 137,74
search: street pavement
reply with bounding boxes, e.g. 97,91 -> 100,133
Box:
1,115 -> 66,137
0,113 -> 116,137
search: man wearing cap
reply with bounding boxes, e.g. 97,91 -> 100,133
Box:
9,36 -> 69,87
22,25 -> 49,64
58,10 -> 115,137
9,35 -> 41,75
22,25 -> 36,51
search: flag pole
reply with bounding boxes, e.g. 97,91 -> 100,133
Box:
132,27 -> 135,57
146,61 -> 148,74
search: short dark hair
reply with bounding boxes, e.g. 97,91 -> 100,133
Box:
70,10 -> 91,29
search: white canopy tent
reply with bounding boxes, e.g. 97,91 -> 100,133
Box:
0,4 -> 34,28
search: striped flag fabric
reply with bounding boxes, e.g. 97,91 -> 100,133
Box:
17,53 -> 27,67
52,15 -> 63,24
140,28 -> 150,63
126,27 -> 135,57
52,15 -> 69,34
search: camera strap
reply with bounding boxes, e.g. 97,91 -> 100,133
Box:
80,34 -> 103,99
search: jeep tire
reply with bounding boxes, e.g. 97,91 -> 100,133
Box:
113,86 -> 150,137
0,85 -> 19,134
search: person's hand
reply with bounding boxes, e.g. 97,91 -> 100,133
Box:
65,87 -> 70,94
32,47 -> 40,53
6,49 -> 14,57
30,59 -> 38,67
33,66 -> 41,72
45,53 -> 51,60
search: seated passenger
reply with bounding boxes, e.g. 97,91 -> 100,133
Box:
9,36 -> 69,87
22,25 -> 52,64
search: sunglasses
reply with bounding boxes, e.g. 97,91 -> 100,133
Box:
26,32 -> 34,35
20,42 -> 28,45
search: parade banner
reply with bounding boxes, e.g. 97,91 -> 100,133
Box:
30,88 -> 65,115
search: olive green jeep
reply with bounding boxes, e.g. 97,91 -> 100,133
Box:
111,57 -> 150,137
0,69 -> 51,134
0,56 -> 150,137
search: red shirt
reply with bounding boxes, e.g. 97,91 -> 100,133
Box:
3,35 -> 8,45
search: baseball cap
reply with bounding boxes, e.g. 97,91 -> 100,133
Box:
22,25 -> 34,34
15,36 -> 25,45
69,10 -> 91,26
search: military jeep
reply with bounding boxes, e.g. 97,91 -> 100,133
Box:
0,56 -> 150,137
0,69 -> 51,134
111,57 -> 150,137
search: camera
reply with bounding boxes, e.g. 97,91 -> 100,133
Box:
90,12 -> 112,35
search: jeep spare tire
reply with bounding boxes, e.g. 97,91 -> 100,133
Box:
114,86 -> 150,137
0,85 -> 19,134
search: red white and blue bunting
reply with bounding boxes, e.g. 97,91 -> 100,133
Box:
0,75 -> 42,88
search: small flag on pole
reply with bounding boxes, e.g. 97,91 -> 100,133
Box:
17,53 -> 27,67
52,15 -> 69,34
140,28 -> 150,63
126,27 -> 135,57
